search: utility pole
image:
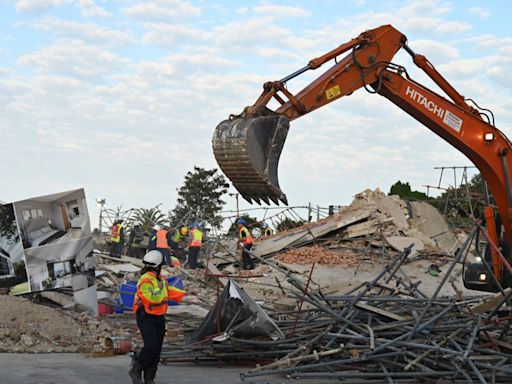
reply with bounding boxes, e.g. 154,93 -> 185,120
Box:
96,198 -> 106,233
229,193 -> 240,218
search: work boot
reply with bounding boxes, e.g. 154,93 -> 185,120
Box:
128,359 -> 144,384
143,366 -> 157,384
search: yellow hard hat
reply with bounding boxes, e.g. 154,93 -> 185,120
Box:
180,226 -> 188,235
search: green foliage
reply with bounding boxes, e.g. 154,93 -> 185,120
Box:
430,173 -> 486,226
13,260 -> 27,284
169,167 -> 229,230
131,207 -> 166,232
389,181 -> 428,201
0,204 -> 19,244
276,217 -> 304,232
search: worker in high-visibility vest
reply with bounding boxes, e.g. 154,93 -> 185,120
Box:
169,226 -> 187,262
110,218 -> 124,258
187,223 -> 203,269
129,250 -> 186,384
237,218 -> 255,270
155,225 -> 172,266
262,223 -> 274,237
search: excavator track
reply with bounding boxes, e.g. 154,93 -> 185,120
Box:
212,108 -> 289,205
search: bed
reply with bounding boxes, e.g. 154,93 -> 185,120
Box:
25,217 -> 67,248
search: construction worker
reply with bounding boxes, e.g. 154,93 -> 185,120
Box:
188,223 -> 203,269
262,223 -> 274,237
237,218 -> 255,270
110,218 -> 124,258
129,250 -> 186,384
147,224 -> 160,252
155,225 -> 172,266
169,226 -> 187,262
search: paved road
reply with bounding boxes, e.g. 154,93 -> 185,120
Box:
0,353 -> 284,384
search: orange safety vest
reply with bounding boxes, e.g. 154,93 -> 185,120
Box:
239,226 -> 253,245
189,228 -> 203,248
132,271 -> 185,315
156,229 -> 169,249
111,224 -> 123,243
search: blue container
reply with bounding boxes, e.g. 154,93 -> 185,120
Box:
167,276 -> 184,306
119,281 -> 138,311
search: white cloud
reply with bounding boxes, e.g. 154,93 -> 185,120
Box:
31,17 -> 134,47
142,22 -> 209,47
253,5 -> 309,18
78,0 -> 109,18
17,42 -> 127,79
434,21 -> 472,34
122,0 -> 201,22
468,6 -> 490,19
15,0 -> 69,14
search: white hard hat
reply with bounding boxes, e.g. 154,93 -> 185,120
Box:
152,224 -> 161,231
143,250 -> 163,267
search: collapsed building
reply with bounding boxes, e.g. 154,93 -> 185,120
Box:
1,189 -> 511,382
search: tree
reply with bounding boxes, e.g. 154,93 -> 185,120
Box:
276,217 -> 304,232
389,181 -> 428,201
0,204 -> 19,244
169,167 -> 229,230
131,206 -> 166,232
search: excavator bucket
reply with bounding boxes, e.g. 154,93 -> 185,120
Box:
212,108 -> 289,205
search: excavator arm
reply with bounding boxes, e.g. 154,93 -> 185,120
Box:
212,24 -> 512,290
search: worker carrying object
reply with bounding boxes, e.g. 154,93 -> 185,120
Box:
129,250 -> 186,384
237,218 -> 255,270
188,223 -> 203,269
110,218 -> 124,258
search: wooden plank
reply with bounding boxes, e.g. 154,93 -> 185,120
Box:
354,302 -> 407,321
470,288 -> 511,314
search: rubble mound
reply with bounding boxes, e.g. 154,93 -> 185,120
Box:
277,245 -> 359,266
0,295 -> 126,353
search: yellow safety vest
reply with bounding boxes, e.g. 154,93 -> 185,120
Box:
239,226 -> 253,244
133,271 -> 185,315
189,229 -> 203,247
111,224 -> 123,243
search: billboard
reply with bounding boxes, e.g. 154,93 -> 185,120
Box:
0,188 -> 97,314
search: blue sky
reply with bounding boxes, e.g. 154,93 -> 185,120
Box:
0,0 -> 510,227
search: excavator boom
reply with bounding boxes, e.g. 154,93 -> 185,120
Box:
212,25 -> 512,290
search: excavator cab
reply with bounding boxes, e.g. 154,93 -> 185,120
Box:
212,107 -> 289,205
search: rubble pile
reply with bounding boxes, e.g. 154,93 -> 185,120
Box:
0,295 -> 129,353
162,245 -> 512,383
277,245 -> 360,266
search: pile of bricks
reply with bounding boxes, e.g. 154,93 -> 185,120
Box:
277,245 -> 360,266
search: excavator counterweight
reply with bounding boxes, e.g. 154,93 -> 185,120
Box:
212,107 -> 289,205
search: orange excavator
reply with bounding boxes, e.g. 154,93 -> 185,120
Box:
212,25 -> 512,292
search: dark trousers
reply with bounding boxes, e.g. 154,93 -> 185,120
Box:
188,246 -> 201,269
135,311 -> 166,370
169,241 -> 183,261
156,248 -> 171,266
242,244 -> 255,269
110,242 -> 122,258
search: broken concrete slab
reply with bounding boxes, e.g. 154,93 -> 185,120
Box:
386,236 -> 424,257
253,209 -> 372,257
409,201 -> 458,253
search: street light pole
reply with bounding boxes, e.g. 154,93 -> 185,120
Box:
96,198 -> 106,233
229,193 -> 240,218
